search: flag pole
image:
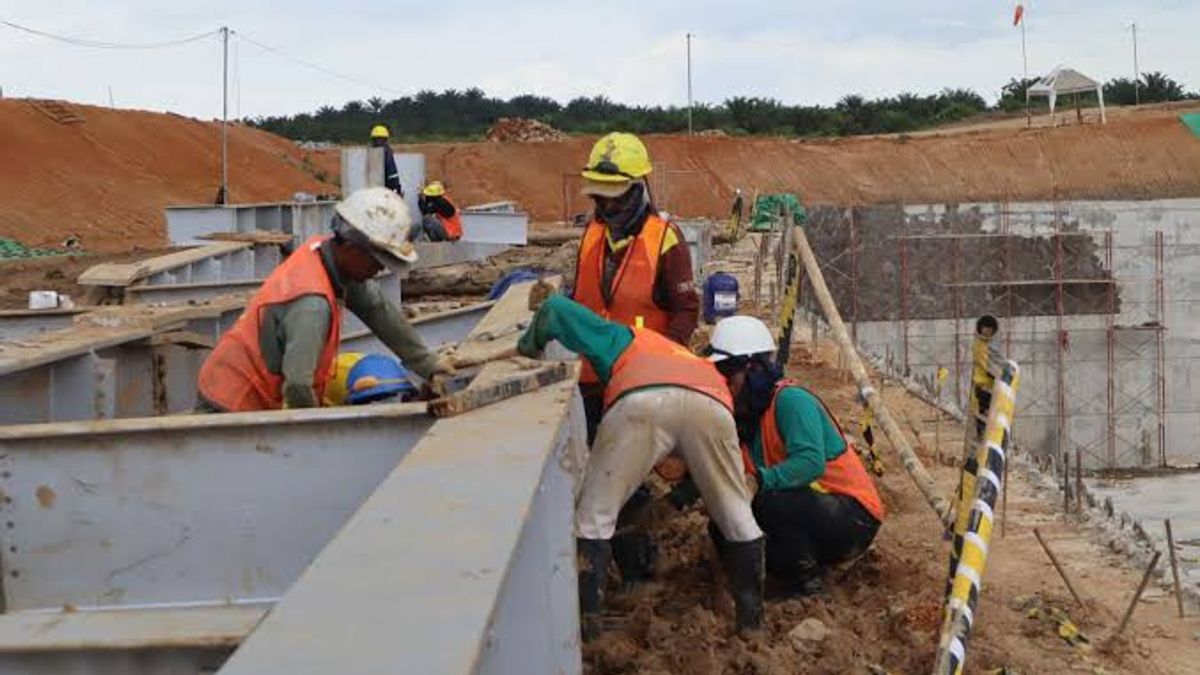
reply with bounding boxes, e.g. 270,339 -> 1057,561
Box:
1022,16 -> 1030,126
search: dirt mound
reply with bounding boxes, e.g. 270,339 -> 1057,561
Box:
485,117 -> 566,143
401,104 -> 1200,223
0,99 -> 336,252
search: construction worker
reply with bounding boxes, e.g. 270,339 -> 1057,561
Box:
972,315 -> 1003,436
370,125 -> 403,196
572,132 -> 699,442
413,181 -> 463,242
706,316 -> 884,596
324,352 -> 419,406
196,187 -> 454,412
517,294 -> 764,637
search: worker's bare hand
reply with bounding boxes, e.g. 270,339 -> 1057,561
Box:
431,354 -> 457,375
744,472 -> 759,498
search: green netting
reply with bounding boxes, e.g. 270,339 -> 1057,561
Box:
0,238 -> 73,260
1181,113 -> 1200,139
749,193 -> 807,231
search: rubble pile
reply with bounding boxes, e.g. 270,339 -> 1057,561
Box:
485,117 -> 566,143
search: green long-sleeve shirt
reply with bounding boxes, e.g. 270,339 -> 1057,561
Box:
746,386 -> 848,492
518,295 -> 633,383
257,241 -> 436,408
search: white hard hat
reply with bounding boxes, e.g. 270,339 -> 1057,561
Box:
334,187 -> 418,265
708,315 -> 776,362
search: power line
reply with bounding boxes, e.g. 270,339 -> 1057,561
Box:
232,30 -> 405,97
0,18 -> 218,49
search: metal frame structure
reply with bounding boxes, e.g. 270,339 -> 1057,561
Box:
800,200 -> 1188,470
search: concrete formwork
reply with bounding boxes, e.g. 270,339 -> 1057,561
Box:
807,199 -> 1200,469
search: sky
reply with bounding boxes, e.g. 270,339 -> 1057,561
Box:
1,1 -> 1197,121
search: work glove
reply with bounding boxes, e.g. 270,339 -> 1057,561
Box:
517,324 -> 543,358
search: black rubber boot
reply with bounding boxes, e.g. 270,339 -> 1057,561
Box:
722,536 -> 765,634
577,538 -> 612,641
611,531 -> 657,585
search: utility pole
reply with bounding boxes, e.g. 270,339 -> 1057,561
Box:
219,26 -> 229,205
686,32 -> 693,136
1131,22 -> 1140,105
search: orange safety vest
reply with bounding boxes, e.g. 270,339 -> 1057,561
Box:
603,328 -> 733,412
198,236 -> 342,411
748,381 -> 885,521
437,198 -> 463,241
574,214 -> 672,383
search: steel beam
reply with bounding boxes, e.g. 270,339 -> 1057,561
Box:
0,403 -> 433,612
0,298 -> 486,424
460,211 -> 528,245
219,379 -> 584,675
0,309 -> 83,341
165,203 -> 337,247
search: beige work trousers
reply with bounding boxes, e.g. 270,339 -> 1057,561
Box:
576,387 -> 763,543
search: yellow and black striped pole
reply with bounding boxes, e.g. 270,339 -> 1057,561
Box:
933,359 -> 1020,675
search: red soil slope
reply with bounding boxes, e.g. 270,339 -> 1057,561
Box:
0,99 -> 335,252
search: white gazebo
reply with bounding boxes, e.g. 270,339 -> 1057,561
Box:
1027,66 -> 1107,124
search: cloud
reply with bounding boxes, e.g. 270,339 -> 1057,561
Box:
0,0 -> 1195,118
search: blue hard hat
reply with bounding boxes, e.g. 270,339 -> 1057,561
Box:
345,354 -> 418,404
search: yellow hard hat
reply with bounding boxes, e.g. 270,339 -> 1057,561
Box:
422,181 -> 446,197
324,352 -> 366,406
370,125 -> 390,140
581,132 -> 652,198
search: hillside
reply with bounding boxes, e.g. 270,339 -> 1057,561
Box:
0,99 -> 336,252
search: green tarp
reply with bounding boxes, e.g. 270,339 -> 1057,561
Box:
1181,113 -> 1200,139
0,238 -> 71,260
749,193 -> 807,232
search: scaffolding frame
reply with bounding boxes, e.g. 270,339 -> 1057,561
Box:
805,200 -> 1178,470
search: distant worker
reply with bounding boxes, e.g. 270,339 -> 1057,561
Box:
706,316 -> 884,597
572,131 -> 700,441
324,352 -> 419,406
971,315 -> 1003,436
196,187 -> 454,412
370,125 -> 403,197
518,294 -> 764,637
412,181 -> 463,242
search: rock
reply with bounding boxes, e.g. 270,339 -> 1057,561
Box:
788,618 -> 829,647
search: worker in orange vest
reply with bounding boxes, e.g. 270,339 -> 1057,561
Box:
573,131 -> 699,441
518,294 -> 763,637
706,316 -> 884,596
196,187 -> 455,412
414,181 -> 463,242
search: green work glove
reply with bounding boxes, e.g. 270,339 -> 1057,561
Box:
517,311 -> 545,358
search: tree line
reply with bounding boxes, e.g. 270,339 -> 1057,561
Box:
249,71 -> 1197,143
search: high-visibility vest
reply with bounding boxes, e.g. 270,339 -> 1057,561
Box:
749,381 -> 885,521
574,214 -> 672,384
198,236 -> 342,411
603,328 -> 733,412
437,198 -> 463,241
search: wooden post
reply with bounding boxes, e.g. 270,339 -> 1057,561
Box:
1033,528 -> 1088,612
1075,447 -> 1083,514
1166,519 -> 1186,619
790,226 -> 950,521
1063,451 -> 1071,514
1113,551 -> 1162,639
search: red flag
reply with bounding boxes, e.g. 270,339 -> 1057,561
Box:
1013,4 -> 1025,26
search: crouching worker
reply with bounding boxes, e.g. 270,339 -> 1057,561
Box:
196,187 -> 454,412
517,295 -> 764,637
706,316 -> 884,596
323,353 -> 420,406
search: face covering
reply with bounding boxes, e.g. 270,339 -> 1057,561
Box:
734,360 -> 783,444
594,182 -> 649,236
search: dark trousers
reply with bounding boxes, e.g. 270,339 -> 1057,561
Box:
974,386 -> 993,437
747,488 -> 879,585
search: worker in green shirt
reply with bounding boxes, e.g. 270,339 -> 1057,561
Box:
705,316 -> 884,596
519,294 -> 764,636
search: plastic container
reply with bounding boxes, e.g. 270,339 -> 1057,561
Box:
703,272 -> 739,324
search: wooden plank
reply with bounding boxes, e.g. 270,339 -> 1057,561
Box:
427,361 -> 571,418
77,242 -> 251,287
198,231 -> 294,245
448,276 -> 558,366
0,605 -> 267,652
